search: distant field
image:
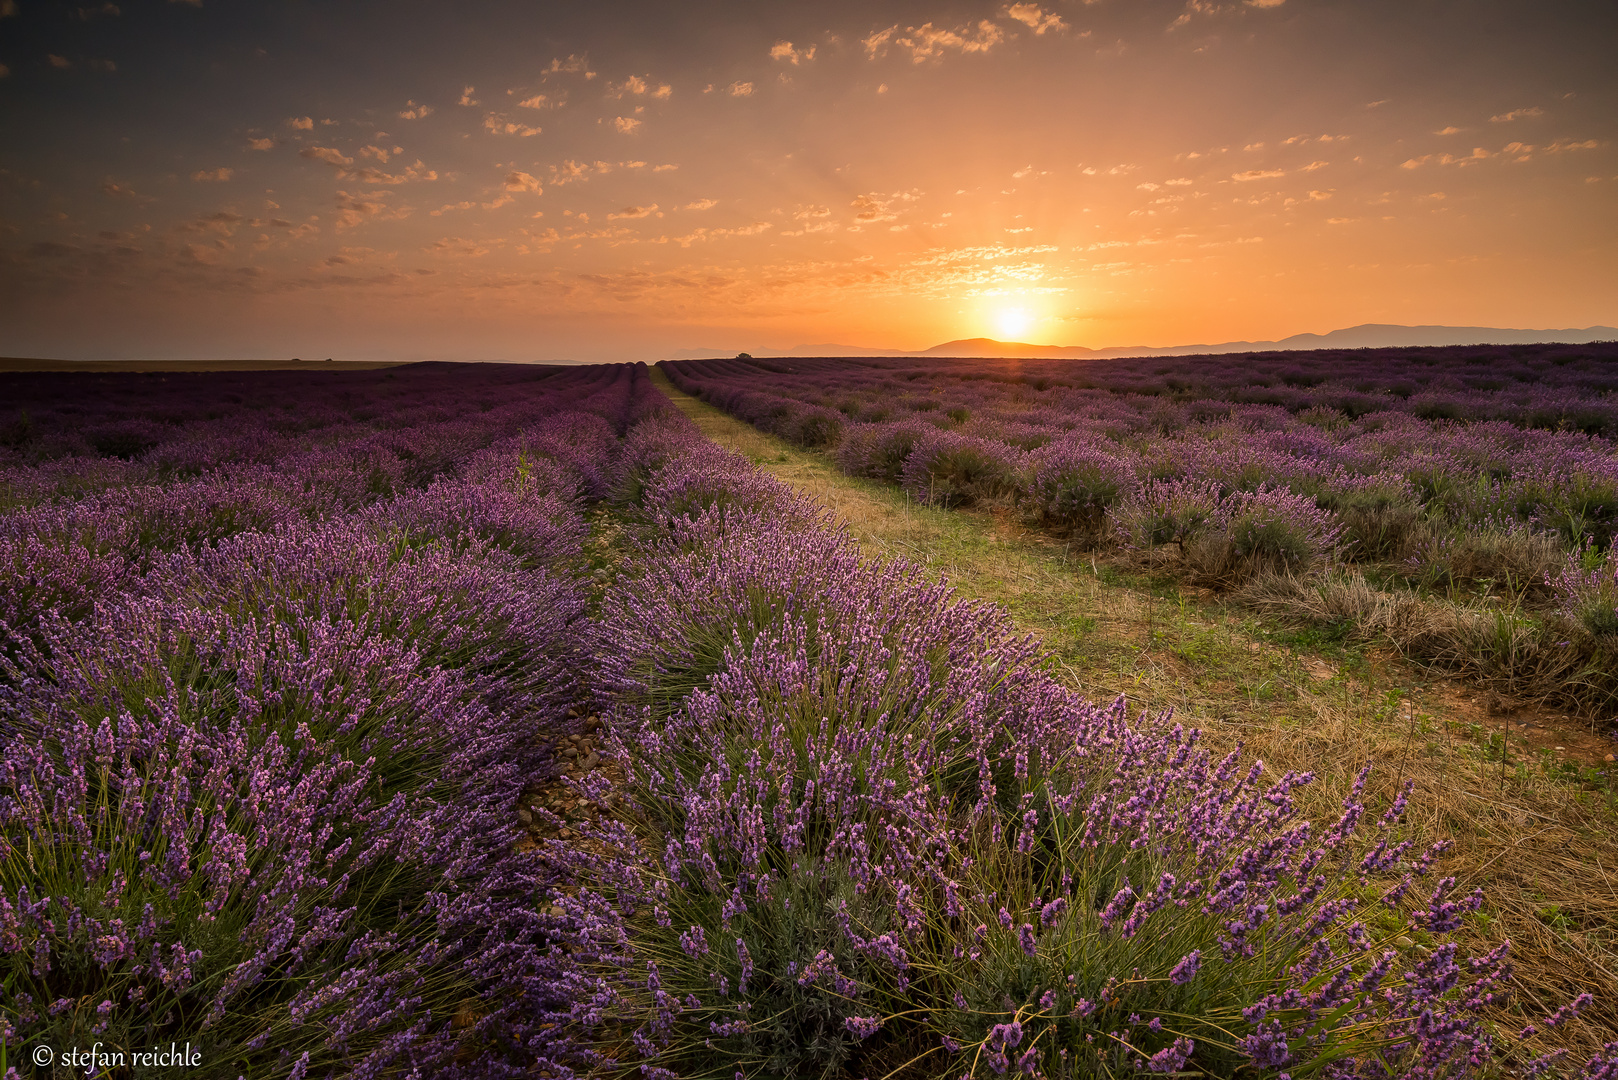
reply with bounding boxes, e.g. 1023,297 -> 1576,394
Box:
0,356 -> 407,372
664,343 -> 1618,719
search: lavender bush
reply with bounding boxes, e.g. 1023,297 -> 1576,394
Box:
1024,439 -> 1140,539
537,406 -> 1616,1079
0,362 -> 652,1077
900,431 -> 1024,508
1548,540 -> 1618,640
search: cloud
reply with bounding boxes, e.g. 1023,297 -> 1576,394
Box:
0,1 -> 15,16
300,146 -> 354,168
190,167 -> 234,182
344,161 -> 438,185
334,189 -> 409,231
504,170 -> 543,193
726,81 -> 754,97
549,160 -> 591,185
1136,182 -> 1160,191
0,64 -> 8,78
398,100 -> 433,120
1434,125 -> 1461,135
653,163 -> 678,172
288,116 -> 314,130
542,54 -> 595,79
849,190 -> 920,223
49,54 -> 73,68
610,74 -> 672,99
1301,160 -> 1328,171
87,58 -> 116,71
459,86 -> 478,106
359,144 -> 393,162
1004,3 -> 1066,34
426,236 -> 495,258
248,137 -> 275,150
771,40 -> 817,63
612,116 -> 642,133
1401,147 -> 1494,168
517,93 -> 556,109
99,178 -> 153,203
863,20 -> 1005,62
483,114 -> 543,136
1165,177 -> 1193,186
1231,169 -> 1285,181
682,199 -> 718,211
544,159 -> 645,186
606,204 -> 657,220
1489,107 -> 1543,123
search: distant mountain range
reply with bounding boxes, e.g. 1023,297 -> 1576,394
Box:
663,323 -> 1618,362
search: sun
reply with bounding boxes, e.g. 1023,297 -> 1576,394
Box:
995,307 -> 1033,340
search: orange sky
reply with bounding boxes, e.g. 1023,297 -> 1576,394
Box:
1,0 -> 1614,361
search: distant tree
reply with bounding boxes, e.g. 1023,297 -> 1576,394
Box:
736,352 -> 752,360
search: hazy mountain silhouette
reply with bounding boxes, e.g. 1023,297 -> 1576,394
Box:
659,323 -> 1617,361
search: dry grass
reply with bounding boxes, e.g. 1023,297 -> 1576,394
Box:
650,365 -> 1618,1067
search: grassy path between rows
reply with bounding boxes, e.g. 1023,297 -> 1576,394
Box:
646,362 -> 1618,1062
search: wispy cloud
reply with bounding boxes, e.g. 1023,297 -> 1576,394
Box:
609,74 -> 672,99
287,116 -> 314,130
190,167 -> 233,182
1489,106 -> 1543,122
1004,3 -> 1066,34
612,116 -> 643,133
863,21 -> 1005,63
606,204 -> 658,220
770,40 -> 817,64
504,170 -> 542,193
334,189 -> 410,231
483,114 -> 543,136
397,100 -> 433,120
300,146 -> 353,168
1231,168 -> 1286,181
542,54 -> 595,79
100,178 -> 153,204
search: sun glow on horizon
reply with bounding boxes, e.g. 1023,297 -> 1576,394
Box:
994,307 -> 1034,341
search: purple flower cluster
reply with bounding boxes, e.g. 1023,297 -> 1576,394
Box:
535,401 -> 1613,1078
0,362 -> 661,1077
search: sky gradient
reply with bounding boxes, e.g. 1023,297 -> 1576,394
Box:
1,0 -> 1614,361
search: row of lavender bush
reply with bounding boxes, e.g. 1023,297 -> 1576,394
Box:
5,362 -> 1615,1077
0,363 -> 666,1077
545,404 -> 1617,1078
661,350 -> 1618,712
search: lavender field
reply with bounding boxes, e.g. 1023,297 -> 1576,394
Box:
664,344 -> 1618,718
3,361 -> 1616,1079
